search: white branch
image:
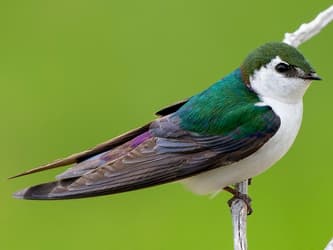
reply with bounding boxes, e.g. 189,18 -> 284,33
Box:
230,5 -> 333,250
230,182 -> 248,250
283,5 -> 333,48
325,238 -> 333,250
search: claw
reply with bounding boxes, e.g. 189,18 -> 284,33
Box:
223,186 -> 253,215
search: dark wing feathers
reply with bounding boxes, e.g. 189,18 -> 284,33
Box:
14,110 -> 280,200
55,132 -> 151,180
9,123 -> 152,179
10,99 -> 190,179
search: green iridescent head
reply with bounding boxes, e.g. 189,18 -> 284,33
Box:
241,42 -> 316,83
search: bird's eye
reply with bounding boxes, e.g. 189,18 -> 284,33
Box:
275,63 -> 290,73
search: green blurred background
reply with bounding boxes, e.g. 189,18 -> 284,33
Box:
0,1 -> 332,249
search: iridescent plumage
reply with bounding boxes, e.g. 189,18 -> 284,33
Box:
12,42 -> 319,200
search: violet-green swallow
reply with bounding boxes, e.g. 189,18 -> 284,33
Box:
12,42 -> 321,201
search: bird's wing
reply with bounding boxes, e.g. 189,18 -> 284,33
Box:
9,123 -> 151,179
10,99 -> 190,179
14,105 -> 280,200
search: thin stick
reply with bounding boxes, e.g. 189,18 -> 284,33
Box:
283,5 -> 333,48
325,238 -> 333,250
230,5 -> 333,250
230,181 -> 248,250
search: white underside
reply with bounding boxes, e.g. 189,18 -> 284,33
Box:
181,95 -> 304,195
181,56 -> 312,195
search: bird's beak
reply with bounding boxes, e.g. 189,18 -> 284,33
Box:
302,72 -> 322,81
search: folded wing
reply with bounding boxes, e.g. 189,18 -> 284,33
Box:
14,105 -> 280,200
10,99 -> 189,179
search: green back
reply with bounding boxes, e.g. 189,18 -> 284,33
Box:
176,69 -> 278,138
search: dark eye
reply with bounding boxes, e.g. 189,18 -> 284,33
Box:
275,63 -> 290,73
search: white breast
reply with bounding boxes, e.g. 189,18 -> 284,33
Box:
181,98 -> 303,195
181,56 -> 311,195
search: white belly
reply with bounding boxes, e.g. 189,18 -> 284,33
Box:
181,98 -> 303,195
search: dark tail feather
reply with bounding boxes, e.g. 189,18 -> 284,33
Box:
13,179 -> 78,200
9,123 -> 152,179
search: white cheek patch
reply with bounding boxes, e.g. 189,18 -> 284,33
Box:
250,56 -> 310,103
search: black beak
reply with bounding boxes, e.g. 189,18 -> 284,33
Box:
302,72 -> 322,81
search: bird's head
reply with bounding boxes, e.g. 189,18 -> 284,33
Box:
241,42 -> 321,103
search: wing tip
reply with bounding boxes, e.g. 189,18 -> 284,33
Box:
12,182 -> 57,200
8,159 -> 72,180
8,172 -> 30,180
12,187 -> 60,200
12,178 -> 80,200
13,188 -> 30,200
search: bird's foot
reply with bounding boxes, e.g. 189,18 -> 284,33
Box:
223,186 -> 253,215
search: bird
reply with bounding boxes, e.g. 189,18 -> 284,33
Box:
11,42 -> 321,206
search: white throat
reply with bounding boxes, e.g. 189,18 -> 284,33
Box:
181,56 -> 314,195
250,56 -> 311,104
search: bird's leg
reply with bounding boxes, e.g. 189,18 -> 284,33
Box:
223,184 -> 253,215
